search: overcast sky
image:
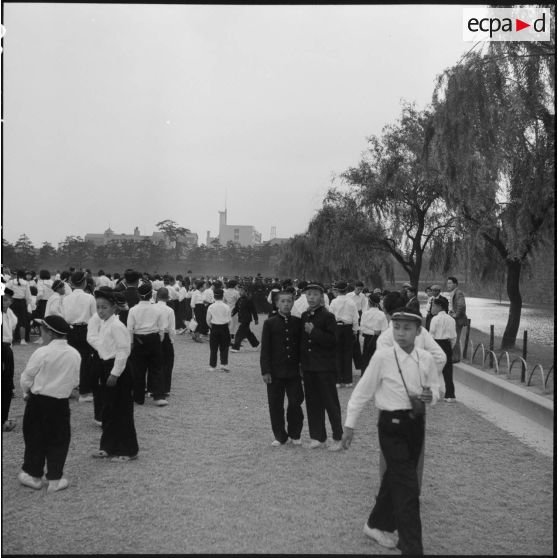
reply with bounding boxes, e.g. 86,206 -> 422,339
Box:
2,4 -> 472,247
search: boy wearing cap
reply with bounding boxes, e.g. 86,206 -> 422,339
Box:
300,283 -> 344,451
359,293 -> 388,374
329,281 -> 359,388
127,283 -> 167,406
62,271 -> 97,403
44,280 -> 67,318
429,296 -> 457,402
206,288 -> 232,372
19,316 -> 80,492
342,309 -> 439,555
230,284 -> 259,352
2,288 -> 18,431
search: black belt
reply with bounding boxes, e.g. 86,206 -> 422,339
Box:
336,322 -> 353,326
71,323 -> 88,327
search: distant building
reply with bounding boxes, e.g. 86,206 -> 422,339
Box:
216,210 -> 261,247
85,226 -> 198,249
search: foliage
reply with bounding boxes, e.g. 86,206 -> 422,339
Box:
156,219 -> 191,261
341,103 -> 455,288
13,234 -> 37,270
430,28 -> 556,347
276,190 -> 393,285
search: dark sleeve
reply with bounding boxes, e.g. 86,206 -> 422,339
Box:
260,319 -> 272,376
231,300 -> 238,317
310,311 -> 336,347
251,300 -> 258,322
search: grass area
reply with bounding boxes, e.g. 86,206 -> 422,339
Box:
464,326 -> 555,398
2,321 -> 554,555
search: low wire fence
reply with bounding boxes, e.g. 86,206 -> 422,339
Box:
463,320 -> 555,394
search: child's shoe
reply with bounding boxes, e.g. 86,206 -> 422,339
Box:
47,478 -> 69,493
18,471 -> 42,490
220,365 -> 230,372
308,439 -> 326,449
207,366 -> 217,372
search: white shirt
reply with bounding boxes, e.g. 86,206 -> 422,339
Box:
376,323 -> 447,373
62,289 -> 97,324
178,286 -> 188,302
6,279 -> 32,302
97,275 -> 112,288
152,279 -> 164,291
87,314 -> 130,377
207,300 -> 232,326
63,283 -> 72,295
360,307 -> 388,336
223,288 -> 239,309
202,288 -> 215,305
127,301 -> 164,336
329,294 -> 359,332
291,293 -> 309,319
2,308 -> 18,344
156,301 -> 176,339
165,284 -> 180,300
45,292 -> 66,318
345,345 -> 439,428
191,290 -> 204,306
429,311 -> 457,347
347,291 -> 367,313
20,339 -> 81,398
36,279 -> 54,302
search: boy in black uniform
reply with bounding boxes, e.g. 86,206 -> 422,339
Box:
300,283 -> 343,451
231,284 -> 259,352
260,291 -> 304,446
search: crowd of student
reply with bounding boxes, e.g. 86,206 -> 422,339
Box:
1,265 -> 468,555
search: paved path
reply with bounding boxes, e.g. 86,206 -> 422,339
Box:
2,323 -> 554,555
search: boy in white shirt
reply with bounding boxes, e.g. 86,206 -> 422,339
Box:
2,288 -> 18,431
206,288 -> 232,372
359,293 -> 389,374
155,288 -> 176,396
19,315 -> 80,492
429,296 -> 457,401
342,309 -> 439,555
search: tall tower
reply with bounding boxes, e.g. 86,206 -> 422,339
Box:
270,226 -> 277,240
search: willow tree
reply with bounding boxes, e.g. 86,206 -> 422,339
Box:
430,31 -> 555,348
342,104 -> 455,289
276,190 -> 393,285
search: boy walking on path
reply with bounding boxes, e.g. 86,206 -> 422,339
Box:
206,288 -> 232,372
260,291 -> 304,446
342,309 -> 439,555
19,316 -> 80,493
300,283 -> 343,451
231,284 -> 259,352
155,288 -> 176,396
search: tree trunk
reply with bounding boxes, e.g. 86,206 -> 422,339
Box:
501,260 -> 522,349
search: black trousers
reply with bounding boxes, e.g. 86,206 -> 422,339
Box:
162,333 -> 175,394
90,352 -> 104,422
11,299 -> 29,343
176,300 -> 186,330
130,333 -> 164,403
22,394 -> 71,480
232,322 -> 259,349
209,324 -> 230,367
194,304 -> 209,335
368,410 -> 424,555
97,358 -> 139,457
67,324 -> 92,394
302,370 -> 343,442
184,299 -> 193,322
361,334 -> 378,374
335,324 -> 354,384
266,375 -> 304,443
35,299 -> 48,320
435,339 -> 455,398
2,343 -> 14,423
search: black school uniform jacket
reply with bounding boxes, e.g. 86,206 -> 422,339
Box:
232,295 -> 258,324
260,314 -> 302,379
300,306 -> 337,372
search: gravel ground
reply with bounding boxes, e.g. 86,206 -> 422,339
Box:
2,321 -> 554,555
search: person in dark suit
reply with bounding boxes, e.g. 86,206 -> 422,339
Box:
300,284 -> 343,451
260,291 -> 304,447
115,270 -> 140,326
231,284 -> 259,352
446,276 -> 468,363
405,287 -> 422,316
